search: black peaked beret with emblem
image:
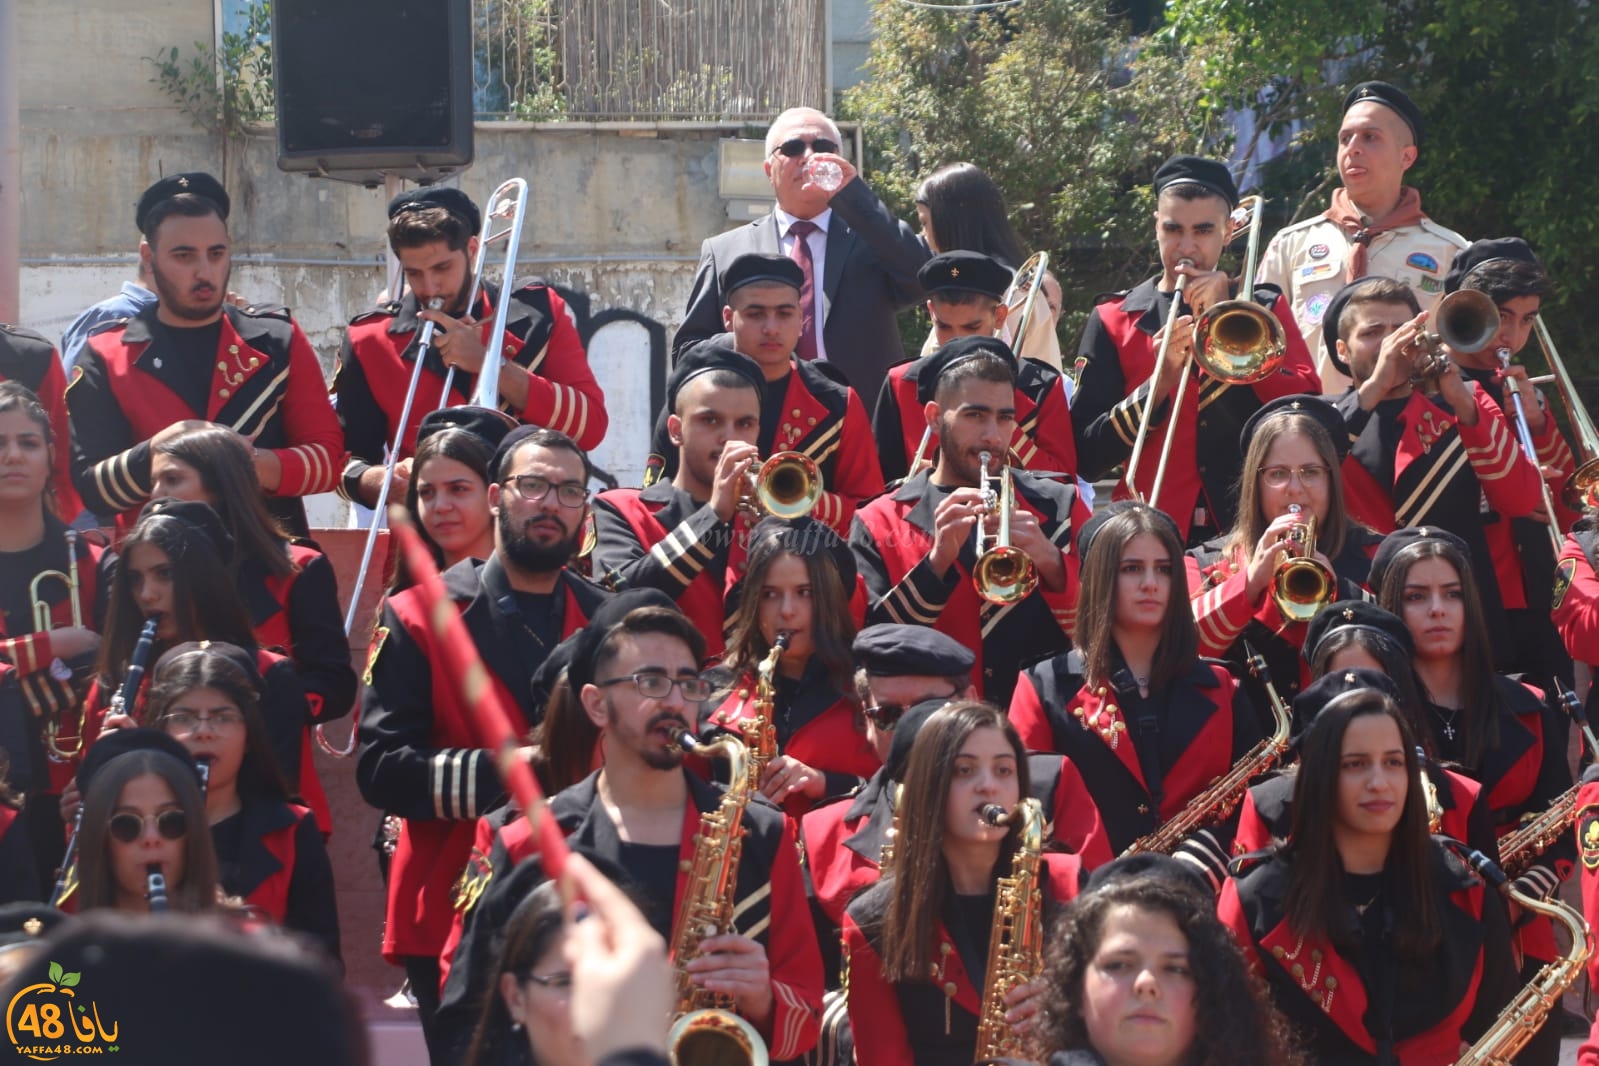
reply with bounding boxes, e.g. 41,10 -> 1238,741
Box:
416,405 -> 520,453
138,497 -> 236,564
1152,155 -> 1239,208
884,697 -> 952,781
1076,501 -> 1181,565
1239,393 -> 1351,462
386,186 -> 482,236
1367,525 -> 1472,596
135,172 -> 230,235
1291,666 -> 1403,743
722,252 -> 805,296
1443,237 -> 1543,296
1303,600 -> 1415,663
853,624 -> 975,678
1343,81 -> 1424,147
76,727 -> 204,797
1320,276 -> 1413,377
917,251 -> 1013,301
916,334 -> 1016,405
665,337 -> 766,413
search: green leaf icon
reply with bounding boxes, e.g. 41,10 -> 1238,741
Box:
78,1006 -> 86,1013
48,961 -> 62,984
60,972 -> 80,987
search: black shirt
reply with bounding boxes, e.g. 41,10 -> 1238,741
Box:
759,370 -> 792,458
617,839 -> 681,944
510,590 -> 564,660
156,319 -> 225,416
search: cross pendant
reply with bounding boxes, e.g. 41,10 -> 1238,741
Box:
1442,724 -> 1455,741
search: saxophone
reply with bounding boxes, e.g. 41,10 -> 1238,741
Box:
666,730 -> 769,1066
1122,642 -> 1291,856
1500,679 -> 1595,876
1450,843 -> 1594,1065
738,633 -> 789,793
974,798 -> 1046,1063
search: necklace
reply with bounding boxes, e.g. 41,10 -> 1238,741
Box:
1431,703 -> 1461,742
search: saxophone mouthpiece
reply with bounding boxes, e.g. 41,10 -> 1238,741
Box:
980,803 -> 1012,827
774,631 -> 793,651
1441,837 -> 1508,888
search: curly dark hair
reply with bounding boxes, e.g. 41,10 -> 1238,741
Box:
1034,874 -> 1303,1066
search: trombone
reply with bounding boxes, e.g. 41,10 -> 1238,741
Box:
1270,504 -> 1334,623
1531,317 -> 1599,514
973,450 -> 1038,605
1000,251 -> 1052,363
739,451 -> 823,520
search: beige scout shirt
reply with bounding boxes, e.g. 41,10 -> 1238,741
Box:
1257,214 -> 1470,392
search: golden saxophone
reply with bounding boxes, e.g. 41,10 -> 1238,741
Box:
667,730 -> 769,1066
1450,843 -> 1593,1065
974,798 -> 1046,1063
1501,679 -> 1595,877
1121,642 -> 1291,856
738,632 -> 789,793
879,782 -> 905,869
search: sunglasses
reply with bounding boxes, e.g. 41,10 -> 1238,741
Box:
109,809 -> 188,844
774,137 -> 840,158
863,690 -> 959,731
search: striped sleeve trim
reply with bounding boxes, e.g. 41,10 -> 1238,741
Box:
1174,829 -> 1230,892
338,457 -> 369,503
430,748 -> 485,820
1193,582 -> 1250,653
1110,393 -> 1146,446
647,517 -> 718,588
880,563 -> 950,625
1535,427 -> 1574,472
231,367 -> 291,439
1462,415 -> 1521,481
1394,439 -> 1469,528
1513,864 -> 1560,900
281,443 -> 338,495
770,979 -> 817,1061
91,449 -> 151,512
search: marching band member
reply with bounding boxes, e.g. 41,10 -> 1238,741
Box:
842,701 -> 1078,1066
647,254 -> 884,536
1218,689 -> 1517,1064
1256,82 -> 1470,392
0,382 -> 111,891
851,336 -> 1085,706
1553,507 -> 1599,704
336,186 -> 607,509
147,642 -> 340,963
1329,277 -> 1544,660
706,515 -> 875,813
357,426 -> 613,1059
396,406 -> 517,585
1071,155 -> 1320,546
1009,503 -> 1263,856
0,326 -> 81,519
873,252 -> 1077,483
67,173 -> 342,533
1189,394 -> 1381,711
593,341 -> 766,657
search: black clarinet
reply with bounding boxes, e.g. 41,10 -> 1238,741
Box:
145,863 -> 168,913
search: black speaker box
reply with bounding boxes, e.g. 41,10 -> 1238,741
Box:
273,0 -> 474,186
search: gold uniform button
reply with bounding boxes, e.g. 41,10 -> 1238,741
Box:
791,408 -> 802,419
1270,946 -> 1286,959
1324,976 -> 1338,990
217,361 -> 228,371
943,982 -> 958,997
219,388 -> 231,398
228,344 -> 240,355
678,860 -> 692,873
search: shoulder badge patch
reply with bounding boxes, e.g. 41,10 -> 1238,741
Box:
363,625 -> 390,686
1579,800 -> 1599,871
1298,261 -> 1339,283
1306,291 -> 1332,325
1406,252 -> 1440,273
1308,243 -> 1330,260
452,846 -> 494,914
1418,276 -> 1443,293
1553,557 -> 1577,610
1069,355 -> 1088,389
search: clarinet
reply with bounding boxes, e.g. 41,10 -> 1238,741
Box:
145,864 -> 169,913
47,805 -> 82,908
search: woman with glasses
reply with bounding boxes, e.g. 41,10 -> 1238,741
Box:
706,515 -> 876,814
1188,395 -> 1381,717
146,641 -> 340,963
463,875 -> 581,1066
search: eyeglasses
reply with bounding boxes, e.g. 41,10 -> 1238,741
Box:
1258,464 -> 1329,489
595,671 -> 716,702
109,809 -> 188,844
862,692 -> 957,731
774,136 -> 840,158
504,474 -> 589,507
522,971 -> 572,990
163,709 -> 245,735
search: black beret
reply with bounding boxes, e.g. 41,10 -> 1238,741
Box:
138,497 -> 235,564
918,251 -> 1013,301
135,172 -> 229,235
665,337 -> 766,414
1239,393 -> 1351,462
1343,81 -> 1423,147
852,624 -> 975,678
76,727 -> 203,798
1081,852 -> 1211,896
884,697 -> 952,781
1291,666 -> 1402,742
722,253 -> 805,297
1303,600 -> 1414,663
416,404 -> 520,453
0,903 -> 71,957
1368,525 -> 1471,596
916,334 -> 1016,405
1443,237 -> 1542,296
1320,276 -> 1411,377
1075,501 -> 1181,565
387,185 -> 482,235
566,588 -> 683,694
1152,155 -> 1239,208
152,640 -> 264,692
753,514 -> 856,585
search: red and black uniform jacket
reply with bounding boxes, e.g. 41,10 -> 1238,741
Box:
1008,650 -> 1263,857
841,853 -> 1082,1066
356,554 -> 610,962
1573,765 -> 1599,988
0,324 -> 82,519
69,303 -> 342,531
1070,277 -> 1320,542
0,517 -> 111,796
704,660 -> 880,815
336,283 -> 606,501
646,356 -> 884,536
213,795 -> 340,964
1336,386 -> 1544,659
872,353 -> 1076,483
0,803 -> 36,906
1553,522 -> 1599,698
851,469 -> 1085,707
1187,529 -> 1382,714
1218,844 -> 1517,1065
590,482 -> 740,659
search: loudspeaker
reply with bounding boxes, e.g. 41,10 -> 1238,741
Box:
273,0 -> 474,186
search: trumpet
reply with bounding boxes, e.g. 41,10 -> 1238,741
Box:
1271,505 -> 1334,623
1402,288 -> 1499,386
29,529 -> 82,632
973,451 -> 1038,605
738,451 -> 822,520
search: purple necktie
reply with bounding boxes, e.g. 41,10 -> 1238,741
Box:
787,219 -> 819,362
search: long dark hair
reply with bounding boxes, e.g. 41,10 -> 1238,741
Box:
462,880 -> 564,1066
914,162 -> 1029,268
1376,538 -> 1503,765
1035,874 -> 1302,1066
154,425 -> 294,579
1284,690 -> 1439,957
722,526 -> 857,696
876,701 -> 1029,982
76,749 -> 220,914
145,644 -> 292,802
0,381 -> 57,519
1308,626 -> 1432,757
1227,411 -> 1354,562
393,426 -> 496,589
1075,506 -> 1197,690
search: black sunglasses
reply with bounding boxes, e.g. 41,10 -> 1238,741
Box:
774,137 -> 840,158
109,809 -> 188,844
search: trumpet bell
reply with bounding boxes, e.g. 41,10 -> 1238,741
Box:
1433,289 -> 1500,355
1193,299 -> 1287,384
973,545 -> 1039,605
1271,558 -> 1335,623
668,1008 -> 770,1066
755,451 -> 822,519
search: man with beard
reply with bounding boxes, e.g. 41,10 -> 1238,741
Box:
357,424 -> 613,1062
336,186 -> 606,509
849,336 -> 1089,706
66,172 -> 342,533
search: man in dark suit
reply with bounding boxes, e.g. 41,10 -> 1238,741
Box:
674,107 -> 929,404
